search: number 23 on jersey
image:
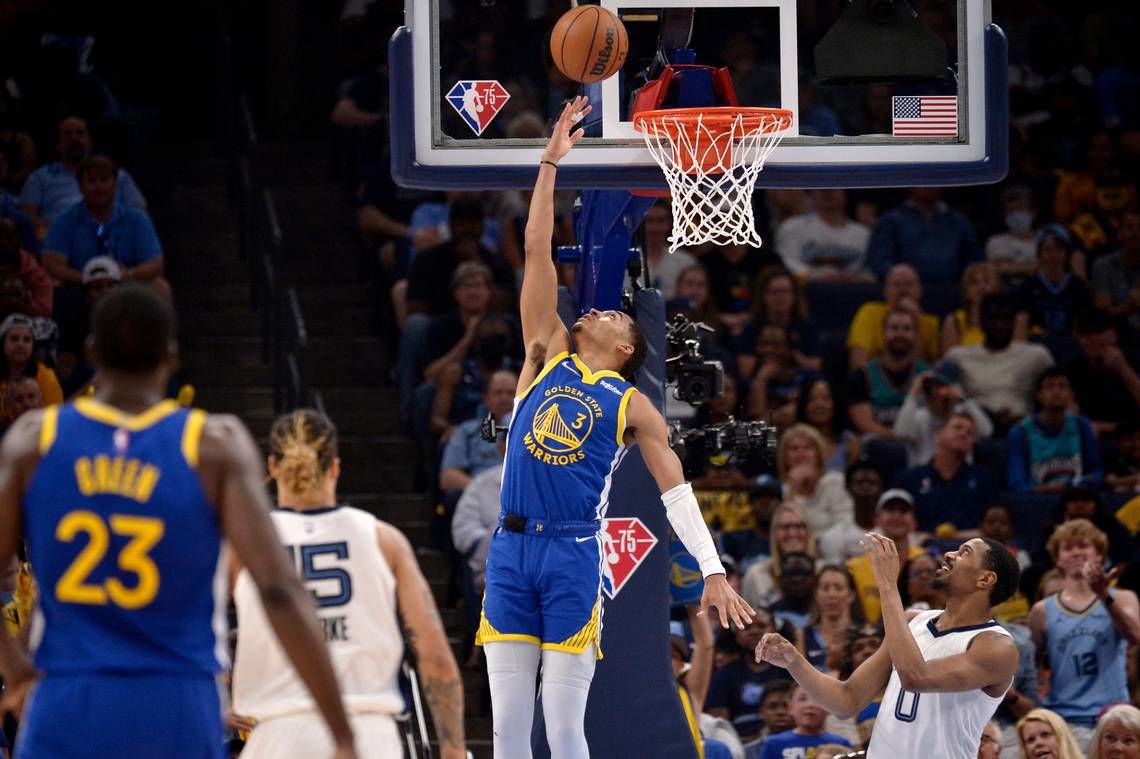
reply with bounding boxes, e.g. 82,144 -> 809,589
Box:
54,509 -> 165,610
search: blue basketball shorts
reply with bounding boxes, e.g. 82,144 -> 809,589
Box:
477,529 -> 605,656
16,673 -> 224,759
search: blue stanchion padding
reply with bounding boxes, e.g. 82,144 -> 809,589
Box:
669,537 -> 704,607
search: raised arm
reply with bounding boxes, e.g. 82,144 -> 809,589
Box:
517,96 -> 589,391
755,631 -> 894,720
378,522 -> 467,759
625,391 -> 753,629
865,533 -> 1017,694
203,416 -> 356,758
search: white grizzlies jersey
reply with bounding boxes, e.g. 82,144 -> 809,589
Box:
232,506 -> 405,719
868,609 -> 1011,759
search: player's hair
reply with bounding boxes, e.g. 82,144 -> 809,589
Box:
1088,704 -> 1140,759
1045,517 -> 1108,563
979,537 -> 1020,606
619,318 -> 646,381
1017,709 -> 1085,759
91,283 -> 175,373
269,409 -> 339,496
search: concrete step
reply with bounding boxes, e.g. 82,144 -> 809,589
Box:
342,492 -> 427,526
181,336 -> 387,386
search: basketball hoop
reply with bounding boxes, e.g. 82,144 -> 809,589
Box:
632,106 -> 793,252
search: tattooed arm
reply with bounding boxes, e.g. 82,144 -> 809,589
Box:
377,522 -> 467,759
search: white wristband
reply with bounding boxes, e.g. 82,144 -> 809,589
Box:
661,483 -> 725,578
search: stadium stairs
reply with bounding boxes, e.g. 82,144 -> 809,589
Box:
159,139 -> 493,757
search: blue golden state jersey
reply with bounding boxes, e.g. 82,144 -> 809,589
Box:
23,398 -> 226,675
501,351 -> 637,522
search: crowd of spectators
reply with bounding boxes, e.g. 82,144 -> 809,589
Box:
332,1 -> 1140,757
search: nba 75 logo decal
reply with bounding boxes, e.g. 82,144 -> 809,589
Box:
446,80 -> 510,136
601,517 -> 658,599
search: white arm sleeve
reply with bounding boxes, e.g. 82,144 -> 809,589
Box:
661,483 -> 725,578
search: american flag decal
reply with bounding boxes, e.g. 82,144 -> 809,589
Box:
892,96 -> 958,137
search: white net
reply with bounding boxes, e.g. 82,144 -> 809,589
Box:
634,108 -> 792,253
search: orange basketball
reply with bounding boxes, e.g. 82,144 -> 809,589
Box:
550,5 -> 628,84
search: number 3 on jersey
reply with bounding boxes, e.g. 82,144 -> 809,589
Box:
55,510 -> 165,609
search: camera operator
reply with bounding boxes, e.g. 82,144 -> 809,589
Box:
892,358 -> 993,466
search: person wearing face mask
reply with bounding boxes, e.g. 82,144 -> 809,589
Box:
986,186 -> 1040,279
1018,224 -> 1092,338
1028,519 -> 1140,753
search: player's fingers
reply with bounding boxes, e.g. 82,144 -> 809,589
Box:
569,127 -> 585,144
717,600 -> 729,629
738,596 -> 756,618
1106,565 -> 1122,582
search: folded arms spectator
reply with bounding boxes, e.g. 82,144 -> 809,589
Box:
867,187 -> 982,285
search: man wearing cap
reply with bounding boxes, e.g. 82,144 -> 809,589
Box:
1091,208 -> 1140,331
1019,223 -> 1091,337
846,490 -> 923,623
894,358 -> 993,466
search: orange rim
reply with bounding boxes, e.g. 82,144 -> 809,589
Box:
632,106 -> 794,137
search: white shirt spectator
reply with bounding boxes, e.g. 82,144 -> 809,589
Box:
776,212 -> 870,279
786,470 -> 854,535
945,342 -> 1053,419
893,393 -> 994,466
985,232 -> 1037,270
451,464 -> 503,583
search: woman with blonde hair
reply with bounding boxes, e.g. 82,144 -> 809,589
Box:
1087,703 -> 1140,759
1017,708 -> 1084,759
740,503 -> 818,610
777,424 -> 853,535
230,409 -> 467,758
941,261 -> 1001,352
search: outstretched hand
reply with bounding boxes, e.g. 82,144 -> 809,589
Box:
542,95 -> 591,164
862,532 -> 901,592
698,574 -> 755,630
1084,560 -> 1121,599
754,632 -> 798,668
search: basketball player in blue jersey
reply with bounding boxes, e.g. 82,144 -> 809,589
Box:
757,534 -> 1022,759
0,284 -> 358,759
478,95 -> 755,759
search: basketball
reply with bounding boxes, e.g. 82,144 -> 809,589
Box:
550,5 -> 628,84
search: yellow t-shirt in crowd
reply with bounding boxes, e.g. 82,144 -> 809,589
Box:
1116,495 -> 1140,535
848,543 -> 925,623
950,309 -> 985,347
847,302 -> 941,362
694,489 -> 754,533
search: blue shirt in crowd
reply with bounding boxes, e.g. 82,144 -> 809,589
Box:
440,418 -> 501,483
19,162 -> 147,224
1006,413 -> 1103,492
893,461 -> 998,533
755,729 -> 851,759
43,200 -> 162,271
867,200 -> 981,284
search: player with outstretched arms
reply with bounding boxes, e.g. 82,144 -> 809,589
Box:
477,95 -> 755,758
756,534 -> 1021,759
